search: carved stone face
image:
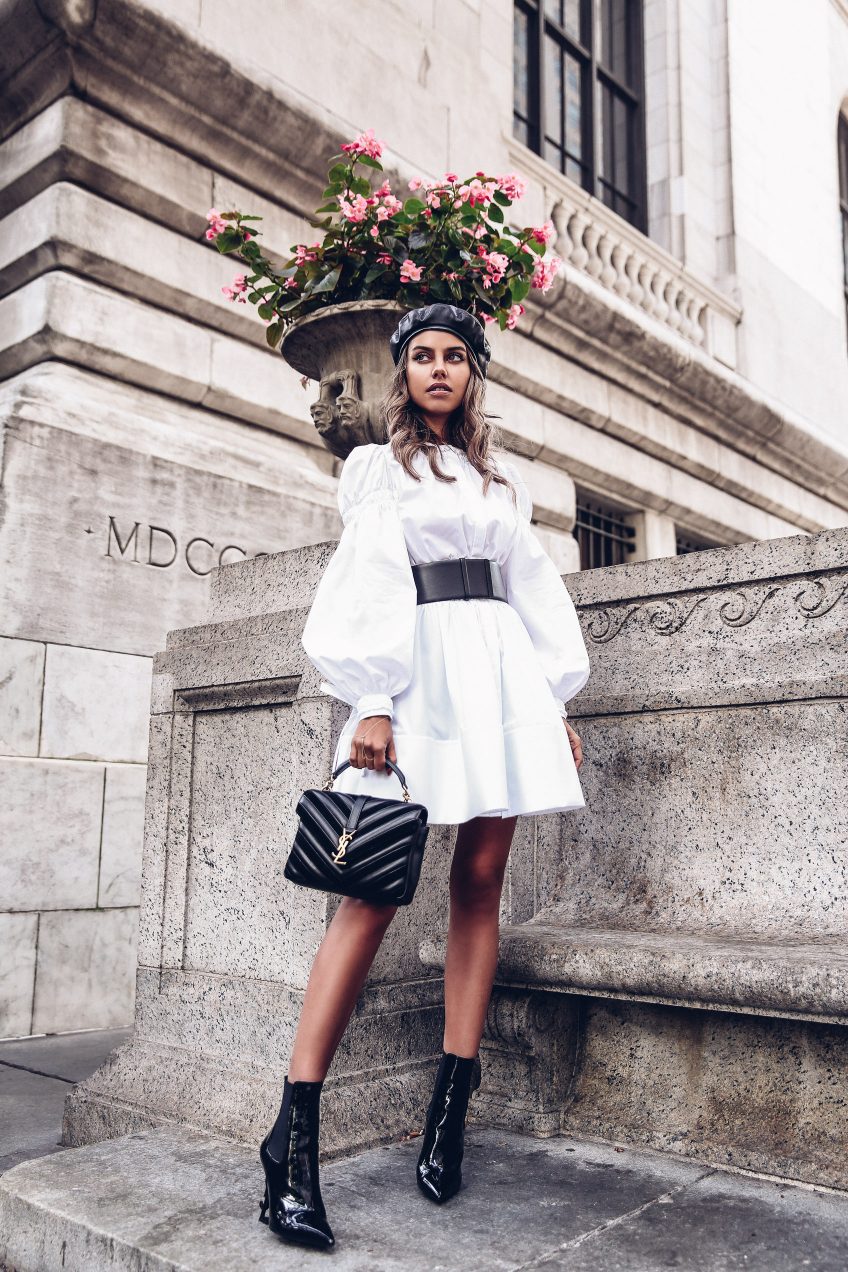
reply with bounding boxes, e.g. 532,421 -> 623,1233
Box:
336,395 -> 363,427
310,399 -> 336,432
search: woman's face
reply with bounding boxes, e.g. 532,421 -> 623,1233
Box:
405,330 -> 472,430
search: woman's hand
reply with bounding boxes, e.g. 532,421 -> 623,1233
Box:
564,719 -> 583,771
350,714 -> 397,772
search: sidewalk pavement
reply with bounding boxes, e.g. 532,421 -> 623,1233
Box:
2,1030 -> 848,1271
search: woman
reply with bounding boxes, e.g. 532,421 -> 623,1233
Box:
259,303 -> 590,1250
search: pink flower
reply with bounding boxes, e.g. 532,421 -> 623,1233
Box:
444,171 -> 459,182
530,220 -> 556,246
375,180 -> 392,197
531,256 -> 562,291
506,302 -> 525,329
481,312 -> 497,324
376,252 -> 393,265
284,278 -> 299,289
442,271 -> 460,280
232,273 -> 248,292
497,172 -> 527,201
221,284 -> 247,304
338,193 -> 370,222
408,177 -> 424,191
369,225 -> 381,238
400,258 -> 423,283
205,207 -> 227,240
244,230 -> 253,241
340,127 -> 384,159
295,244 -> 318,265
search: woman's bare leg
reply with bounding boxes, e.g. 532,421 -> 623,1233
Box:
288,896 -> 398,1081
443,814 -> 518,1058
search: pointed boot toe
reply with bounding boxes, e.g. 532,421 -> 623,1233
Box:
415,1050 -> 480,1205
259,1078 -> 336,1249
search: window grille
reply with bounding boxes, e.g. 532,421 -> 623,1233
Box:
675,532 -> 720,556
573,493 -> 637,569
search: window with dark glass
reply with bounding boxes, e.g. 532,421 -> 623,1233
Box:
675,531 -> 721,557
839,113 -> 848,353
513,0 -> 647,232
572,491 -> 636,569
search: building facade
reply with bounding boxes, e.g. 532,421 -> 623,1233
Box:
1,0 -> 847,1037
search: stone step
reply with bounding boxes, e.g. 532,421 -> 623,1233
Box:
3,1121 -> 848,1271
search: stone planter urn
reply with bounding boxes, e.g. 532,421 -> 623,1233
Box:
279,298 -> 409,459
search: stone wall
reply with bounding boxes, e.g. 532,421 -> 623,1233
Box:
62,525 -> 848,1193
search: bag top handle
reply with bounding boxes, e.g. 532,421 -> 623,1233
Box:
324,756 -> 411,801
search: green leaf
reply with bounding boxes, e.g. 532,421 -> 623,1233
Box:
404,197 -> 426,214
358,155 -> 383,170
408,230 -> 429,251
215,229 -> 242,253
365,264 -> 388,284
315,201 -> 340,213
328,163 -> 349,183
487,204 -> 504,224
498,310 -> 508,330
257,301 -> 276,320
528,237 -> 546,255
492,190 -> 510,207
349,176 -> 372,196
265,321 -> 283,348
310,266 -> 342,295
511,276 -> 531,303
278,297 -> 302,313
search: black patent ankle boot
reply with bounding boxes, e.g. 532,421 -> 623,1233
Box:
416,1050 -> 482,1204
259,1075 -> 335,1249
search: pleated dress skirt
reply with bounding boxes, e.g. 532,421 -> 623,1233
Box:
327,593 -> 586,826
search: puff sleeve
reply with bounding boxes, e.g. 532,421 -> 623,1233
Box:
300,444 -> 418,723
499,465 -> 590,719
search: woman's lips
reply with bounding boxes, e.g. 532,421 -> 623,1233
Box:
427,386 -> 452,394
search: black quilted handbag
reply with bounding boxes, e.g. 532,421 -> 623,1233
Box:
285,757 -> 430,906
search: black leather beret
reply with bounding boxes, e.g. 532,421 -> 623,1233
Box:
389,303 -> 492,377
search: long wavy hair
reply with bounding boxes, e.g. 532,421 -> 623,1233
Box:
377,345 -> 519,509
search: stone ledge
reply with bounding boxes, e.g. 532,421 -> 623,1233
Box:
420,923 -> 848,1024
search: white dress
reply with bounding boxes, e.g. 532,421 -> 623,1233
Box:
300,441 -> 591,825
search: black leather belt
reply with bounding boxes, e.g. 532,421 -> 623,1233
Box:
411,557 -> 507,605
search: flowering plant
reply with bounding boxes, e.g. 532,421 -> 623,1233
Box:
207,128 -> 562,350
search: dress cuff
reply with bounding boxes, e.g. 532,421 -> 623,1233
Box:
553,697 -> 568,721
355,692 -> 394,722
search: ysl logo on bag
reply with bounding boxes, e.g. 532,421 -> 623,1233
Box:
333,830 -> 354,864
